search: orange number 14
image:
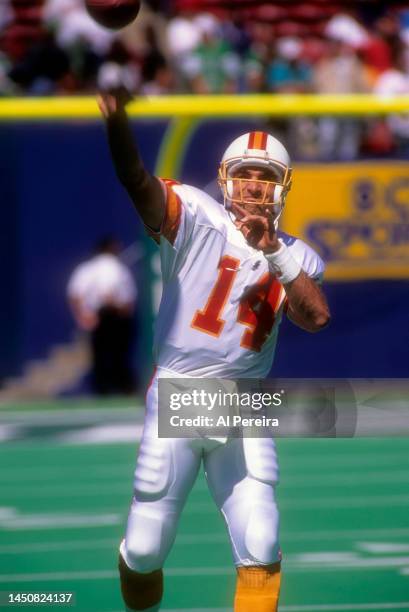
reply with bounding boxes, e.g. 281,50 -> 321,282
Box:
191,255 -> 283,352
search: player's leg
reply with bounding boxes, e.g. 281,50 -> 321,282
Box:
204,437 -> 281,612
119,377 -> 202,611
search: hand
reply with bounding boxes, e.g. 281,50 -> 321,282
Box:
97,87 -> 133,119
97,93 -> 118,119
231,203 -> 280,253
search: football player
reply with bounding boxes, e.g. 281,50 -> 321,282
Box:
98,94 -> 330,612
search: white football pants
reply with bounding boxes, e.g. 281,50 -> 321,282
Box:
120,372 -> 280,572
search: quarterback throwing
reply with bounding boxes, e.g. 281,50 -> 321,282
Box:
99,93 -> 330,612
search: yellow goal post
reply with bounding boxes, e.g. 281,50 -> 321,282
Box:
0,93 -> 408,120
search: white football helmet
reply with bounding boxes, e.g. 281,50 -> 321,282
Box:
218,131 -> 292,225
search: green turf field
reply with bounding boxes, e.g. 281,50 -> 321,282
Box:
0,402 -> 408,611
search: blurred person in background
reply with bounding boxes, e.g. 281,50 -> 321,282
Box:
267,37 -> 312,93
97,40 -> 141,97
140,59 -> 175,95
44,0 -> 116,91
313,38 -> 369,160
0,0 -> 69,94
67,236 -> 137,395
119,0 -> 169,66
181,13 -> 241,94
372,44 -> 409,156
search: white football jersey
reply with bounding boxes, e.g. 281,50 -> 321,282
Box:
151,181 -> 325,378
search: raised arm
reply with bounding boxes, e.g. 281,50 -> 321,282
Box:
98,94 -> 166,230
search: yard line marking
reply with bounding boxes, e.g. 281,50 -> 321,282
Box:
1,453 -> 407,480
0,483 -> 130,497
284,528 -> 409,542
0,407 -> 142,424
2,528 -> 409,554
280,495 -> 409,509
183,495 -> 409,512
3,556 -> 409,582
2,492 -> 409,510
0,570 -> 118,583
0,538 -> 119,553
56,424 -> 144,444
0,569 -> 233,583
0,465 -> 134,482
0,512 -> 122,530
0,507 -> 17,520
3,471 -> 409,496
358,542 -> 409,554
192,470 -> 409,491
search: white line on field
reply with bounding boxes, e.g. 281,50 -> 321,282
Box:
0,464 -> 134,482
358,543 -> 409,553
2,557 -> 409,582
3,488 -> 409,511
0,538 -> 119,553
4,468 -> 409,490
0,407 -> 142,424
184,495 -> 409,512
2,527 -> 409,554
0,512 -> 122,531
191,470 -> 409,491
0,483 -> 130,498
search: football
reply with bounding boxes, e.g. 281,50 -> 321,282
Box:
85,0 -> 141,30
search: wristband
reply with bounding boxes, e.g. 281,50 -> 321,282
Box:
265,242 -> 302,284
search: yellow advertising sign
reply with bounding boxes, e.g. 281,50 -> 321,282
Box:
282,162 -> 409,280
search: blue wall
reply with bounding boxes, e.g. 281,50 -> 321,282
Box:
1,119 -> 408,384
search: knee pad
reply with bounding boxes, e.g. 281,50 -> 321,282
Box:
244,500 -> 280,565
122,508 -> 166,573
134,437 -> 174,501
118,552 -> 163,611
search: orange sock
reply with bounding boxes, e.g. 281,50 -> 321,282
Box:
234,562 -> 281,612
118,554 -> 163,611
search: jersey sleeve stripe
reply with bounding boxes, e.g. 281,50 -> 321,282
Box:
161,183 -> 182,245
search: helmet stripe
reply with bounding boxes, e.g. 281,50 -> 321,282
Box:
248,131 -> 268,150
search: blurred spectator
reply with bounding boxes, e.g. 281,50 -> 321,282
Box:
313,39 -> 369,160
314,39 -> 369,94
120,1 -> 169,60
372,47 -> 409,154
67,237 -> 137,395
0,52 -> 14,95
8,32 -> 70,94
141,24 -> 167,86
44,0 -> 115,56
0,1 -> 13,33
44,0 -> 116,91
166,11 -> 202,60
267,37 -> 312,93
241,21 -> 271,92
97,41 -> 140,94
181,13 -> 241,93
141,61 -> 175,95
